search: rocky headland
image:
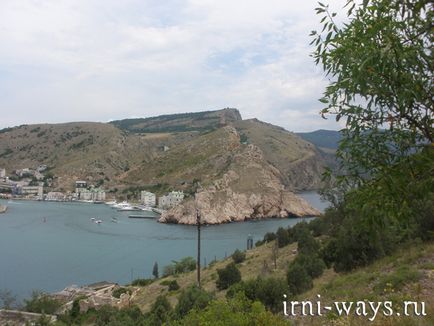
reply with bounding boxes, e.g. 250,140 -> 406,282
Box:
159,141 -> 320,225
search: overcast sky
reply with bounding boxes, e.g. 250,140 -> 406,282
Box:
0,0 -> 348,132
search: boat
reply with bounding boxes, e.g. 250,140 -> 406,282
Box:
94,219 -> 102,224
138,205 -> 153,211
117,205 -> 141,211
111,201 -> 130,209
90,217 -> 96,221
105,200 -> 117,205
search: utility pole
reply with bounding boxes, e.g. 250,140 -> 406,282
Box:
196,208 -> 201,288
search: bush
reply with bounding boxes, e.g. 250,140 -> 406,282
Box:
296,227 -> 320,255
131,278 -> 154,286
263,232 -> 277,242
147,295 -> 172,325
231,249 -> 246,264
286,263 -> 313,295
179,293 -> 290,325
168,280 -> 180,291
294,254 -> 326,279
164,257 -> 197,276
175,286 -> 213,318
24,291 -> 62,314
227,277 -> 288,313
276,227 -> 291,248
112,287 -> 131,299
216,262 -> 241,290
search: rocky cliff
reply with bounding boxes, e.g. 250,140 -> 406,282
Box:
159,140 -> 320,225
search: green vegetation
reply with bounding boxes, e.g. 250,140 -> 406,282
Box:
216,262 -> 241,290
112,287 -> 132,299
174,286 -> 213,318
24,290 -> 62,314
130,278 -> 154,286
163,257 -> 196,276
231,249 -> 246,264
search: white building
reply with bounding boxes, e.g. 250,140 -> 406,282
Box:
21,186 -> 43,199
140,191 -> 156,207
76,187 -> 106,202
158,191 -> 184,209
0,168 -> 5,178
46,192 -> 66,201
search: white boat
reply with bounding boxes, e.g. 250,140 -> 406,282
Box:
117,205 -> 141,211
105,201 -> 117,205
111,201 -> 130,209
94,219 -> 102,224
138,205 -> 153,211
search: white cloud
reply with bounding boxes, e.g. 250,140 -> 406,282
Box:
0,0 -> 348,131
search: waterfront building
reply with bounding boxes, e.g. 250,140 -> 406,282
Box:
0,168 -> 5,178
140,191 -> 156,207
46,192 -> 66,201
76,187 -> 106,202
75,180 -> 87,193
21,186 -> 43,200
158,191 -> 184,209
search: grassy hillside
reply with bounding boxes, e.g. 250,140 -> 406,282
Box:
131,239 -> 434,325
233,119 -> 328,190
0,109 -> 332,194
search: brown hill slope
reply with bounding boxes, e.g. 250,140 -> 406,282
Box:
0,109 -> 330,196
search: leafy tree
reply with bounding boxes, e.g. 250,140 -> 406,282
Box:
276,227 -> 291,248
175,293 -> 290,326
293,254 -> 326,279
147,295 -> 172,325
312,0 -> 432,181
152,262 -> 159,279
286,263 -> 313,295
312,0 -> 434,241
296,227 -> 320,255
231,249 -> 246,264
216,262 -> 242,290
175,286 -> 213,318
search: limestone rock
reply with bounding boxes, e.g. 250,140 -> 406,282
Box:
159,144 -> 320,225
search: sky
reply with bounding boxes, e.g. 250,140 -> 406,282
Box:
0,0 -> 348,132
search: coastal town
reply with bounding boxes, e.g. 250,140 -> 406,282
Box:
0,165 -> 184,212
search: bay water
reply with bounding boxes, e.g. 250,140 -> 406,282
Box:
0,192 -> 327,302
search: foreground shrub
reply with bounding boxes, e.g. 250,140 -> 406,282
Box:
146,295 -> 172,325
294,254 -> 326,279
286,263 -> 313,295
175,293 -> 290,325
231,249 -> 246,264
175,286 -> 213,319
227,277 -> 288,313
168,280 -> 180,291
216,262 -> 241,290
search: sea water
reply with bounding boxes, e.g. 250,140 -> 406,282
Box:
0,192 -> 327,301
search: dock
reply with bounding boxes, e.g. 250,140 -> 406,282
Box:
128,214 -> 156,219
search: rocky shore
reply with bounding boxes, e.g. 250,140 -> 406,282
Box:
159,144 -> 321,225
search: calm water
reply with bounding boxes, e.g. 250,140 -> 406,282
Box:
0,192 -> 327,301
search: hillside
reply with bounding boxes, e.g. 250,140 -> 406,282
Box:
0,109 -> 332,202
296,129 -> 342,151
130,240 -> 433,325
110,108 -> 242,133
